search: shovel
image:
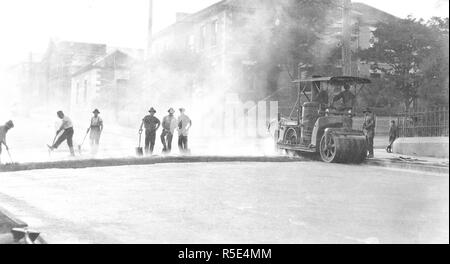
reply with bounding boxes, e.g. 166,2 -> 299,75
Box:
136,132 -> 144,157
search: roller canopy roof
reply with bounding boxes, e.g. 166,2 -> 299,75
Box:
293,76 -> 372,85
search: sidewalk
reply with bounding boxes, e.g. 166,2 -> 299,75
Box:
367,148 -> 449,174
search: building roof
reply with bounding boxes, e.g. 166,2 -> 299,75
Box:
352,2 -> 398,25
293,76 -> 371,85
152,0 -> 263,39
152,0 -> 398,41
72,50 -> 132,77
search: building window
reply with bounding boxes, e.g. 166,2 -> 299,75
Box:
200,25 -> 207,49
211,20 -> 219,47
76,82 -> 80,104
84,79 -> 88,103
187,34 -> 195,52
370,72 -> 381,79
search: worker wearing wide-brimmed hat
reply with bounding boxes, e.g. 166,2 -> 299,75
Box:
139,107 -> 161,155
0,120 -> 14,164
332,84 -> 356,111
161,108 -> 177,154
362,107 -> 376,158
87,109 -> 104,154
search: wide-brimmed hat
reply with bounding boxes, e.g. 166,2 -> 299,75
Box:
149,107 -> 157,113
93,109 -> 100,114
363,108 -> 372,113
168,108 -> 175,114
5,120 -> 14,128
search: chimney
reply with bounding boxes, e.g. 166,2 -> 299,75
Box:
147,0 -> 153,58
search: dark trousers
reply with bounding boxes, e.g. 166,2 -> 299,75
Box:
53,128 -> 75,156
145,130 -> 156,154
366,135 -> 374,156
161,130 -> 173,153
53,128 -> 74,149
178,135 -> 188,153
387,136 -> 396,153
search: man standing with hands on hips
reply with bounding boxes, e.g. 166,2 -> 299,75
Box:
178,108 -> 192,154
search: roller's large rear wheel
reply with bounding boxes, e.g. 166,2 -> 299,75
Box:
320,133 -> 367,164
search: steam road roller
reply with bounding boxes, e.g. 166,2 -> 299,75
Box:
275,76 -> 371,164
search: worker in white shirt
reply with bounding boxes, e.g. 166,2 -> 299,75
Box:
48,111 -> 75,156
177,108 -> 192,154
161,108 -> 177,154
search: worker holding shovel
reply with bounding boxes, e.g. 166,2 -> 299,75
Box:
139,107 -> 160,156
0,120 -> 14,165
84,109 -> 103,155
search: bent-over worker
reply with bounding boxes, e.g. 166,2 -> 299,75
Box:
0,120 -> 14,164
48,111 -> 75,156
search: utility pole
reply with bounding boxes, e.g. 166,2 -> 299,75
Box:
147,0 -> 154,59
342,0 -> 352,76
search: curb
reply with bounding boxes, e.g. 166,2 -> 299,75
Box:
1,155 -> 448,174
366,159 -> 449,174
0,206 -> 28,232
0,156 -> 306,173
0,207 -> 46,244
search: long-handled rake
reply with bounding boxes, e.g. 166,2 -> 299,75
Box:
6,148 -> 14,164
78,130 -> 89,155
47,131 -> 62,156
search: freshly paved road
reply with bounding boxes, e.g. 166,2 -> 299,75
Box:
0,162 -> 447,244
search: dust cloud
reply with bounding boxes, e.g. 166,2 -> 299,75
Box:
0,0 -> 343,162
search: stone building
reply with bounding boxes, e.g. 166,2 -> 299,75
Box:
147,0 -> 397,115
70,49 -> 144,117
40,41 -> 107,108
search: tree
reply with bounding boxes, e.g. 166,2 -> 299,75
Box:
419,17 -> 449,107
241,0 -> 338,96
359,17 -> 449,110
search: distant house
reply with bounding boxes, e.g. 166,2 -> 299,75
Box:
70,50 -> 142,115
40,41 -> 107,108
4,53 -> 43,108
